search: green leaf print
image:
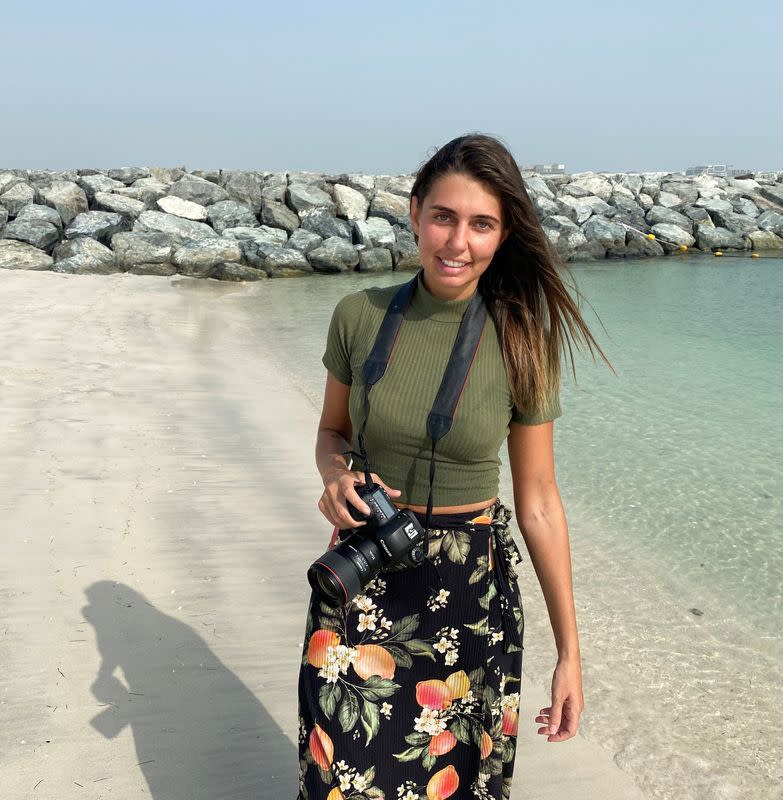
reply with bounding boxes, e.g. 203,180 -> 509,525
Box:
393,744 -> 427,762
319,681 -> 342,720
465,617 -> 489,635
442,530 -> 471,564
366,789 -> 385,799
388,613 -> 419,642
478,581 -> 498,610
421,751 -> 437,770
468,666 -> 485,686
402,638 -> 436,660
468,555 -> 489,584
363,765 -> 377,785
502,737 -> 516,763
450,716 -> 471,744
360,698 -> 380,745
358,676 -> 401,701
488,755 -> 504,776
468,716 -> 486,748
338,689 -> 360,732
404,731 -> 431,746
385,644 -> 413,669
317,765 -> 332,784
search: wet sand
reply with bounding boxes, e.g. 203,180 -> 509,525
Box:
0,270 -> 646,800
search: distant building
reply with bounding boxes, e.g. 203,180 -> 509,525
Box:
685,164 -> 751,178
532,163 -> 566,175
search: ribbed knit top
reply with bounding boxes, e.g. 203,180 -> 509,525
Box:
322,272 -> 561,506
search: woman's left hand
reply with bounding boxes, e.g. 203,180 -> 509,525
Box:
535,656 -> 584,742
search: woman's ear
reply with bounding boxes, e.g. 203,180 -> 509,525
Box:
410,195 -> 420,237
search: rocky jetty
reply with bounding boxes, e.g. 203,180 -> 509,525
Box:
1,167 -> 782,279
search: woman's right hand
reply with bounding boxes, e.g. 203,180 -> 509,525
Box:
318,469 -> 402,530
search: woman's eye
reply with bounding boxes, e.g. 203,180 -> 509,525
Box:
475,221 -> 492,230
434,213 -> 451,222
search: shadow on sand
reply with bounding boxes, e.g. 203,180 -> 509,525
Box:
83,580 -> 297,799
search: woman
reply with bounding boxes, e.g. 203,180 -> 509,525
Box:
298,134 -> 611,800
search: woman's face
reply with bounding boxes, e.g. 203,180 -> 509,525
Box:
410,171 -> 507,302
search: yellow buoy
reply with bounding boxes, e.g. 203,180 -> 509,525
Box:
647,233 -> 656,240
751,252 -> 759,258
679,244 -> 688,251
714,251 -> 723,257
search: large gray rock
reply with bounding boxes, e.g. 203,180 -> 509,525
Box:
567,174 -> 613,201
214,263 -> 267,282
346,174 -> 376,199
135,210 -> 217,244
301,208 -> 352,240
263,247 -> 313,278
660,181 -> 699,205
571,239 -> 607,261
731,197 -> 759,218
39,181 -> 89,225
618,174 -> 643,195
2,217 -> 60,251
562,183 -> 593,199
111,231 -> 178,272
78,174 -> 126,201
93,191 -> 147,222
620,235 -> 665,258
524,175 -> 555,200
559,195 -> 613,225
645,206 -> 693,233
607,195 -> 647,230
542,215 -> 581,234
694,225 -> 746,251
14,203 -> 63,230
261,201 -> 299,234
0,171 -> 25,195
1,182 -> 36,217
307,236 -> 359,272
358,248 -> 393,272
637,192 -> 654,212
695,197 -> 734,214
108,167 -> 151,185
27,170 -> 80,188
207,200 -> 258,234
149,167 -> 186,184
288,171 -> 327,186
705,209 -> 758,236
113,184 -> 165,208
0,239 -> 53,270
223,226 -> 287,268
530,194 -> 559,220
392,225 -> 421,270
649,223 -> 696,251
385,176 -> 414,197
683,207 -> 714,226
65,211 -> 128,244
0,205 -> 7,228
756,209 -> 783,237
759,185 -> 783,209
581,216 -> 626,250
354,216 -> 395,249
222,171 -> 265,214
54,236 -> 115,265
369,191 -> 410,226
654,190 -> 686,210
172,238 -> 243,277
333,184 -> 369,221
287,183 -> 334,214
168,175 -> 229,206
749,230 -> 783,250
286,228 -> 323,255
156,195 -> 208,221
545,227 -> 589,261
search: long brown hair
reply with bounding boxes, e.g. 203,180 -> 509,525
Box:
410,133 -> 614,416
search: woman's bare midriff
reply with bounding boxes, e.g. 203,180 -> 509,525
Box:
394,496 -> 498,515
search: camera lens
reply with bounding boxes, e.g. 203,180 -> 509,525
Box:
307,533 -> 382,608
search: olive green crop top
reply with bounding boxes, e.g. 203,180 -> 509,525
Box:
322,272 -> 561,506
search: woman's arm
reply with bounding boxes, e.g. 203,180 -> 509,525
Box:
507,420 -> 584,742
316,371 -> 401,530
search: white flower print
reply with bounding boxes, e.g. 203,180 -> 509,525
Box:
381,701 -> 393,718
353,594 -> 376,612
339,773 -> 352,791
357,611 -> 378,632
414,707 -> 447,736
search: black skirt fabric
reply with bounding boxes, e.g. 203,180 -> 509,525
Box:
297,499 -> 525,800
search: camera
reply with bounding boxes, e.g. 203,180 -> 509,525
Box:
307,483 -> 426,607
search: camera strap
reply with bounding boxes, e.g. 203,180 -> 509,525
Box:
358,268 -> 488,555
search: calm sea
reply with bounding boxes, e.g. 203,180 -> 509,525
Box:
239,254 -> 782,800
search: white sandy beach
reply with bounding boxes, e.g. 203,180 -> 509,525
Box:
0,270 -> 647,800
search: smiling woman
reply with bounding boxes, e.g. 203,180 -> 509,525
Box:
297,133 -> 613,800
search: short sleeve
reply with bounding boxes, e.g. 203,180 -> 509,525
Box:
511,384 -> 562,425
321,291 -> 367,385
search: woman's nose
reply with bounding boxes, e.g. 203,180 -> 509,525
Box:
447,222 -> 469,251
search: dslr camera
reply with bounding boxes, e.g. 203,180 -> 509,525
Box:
307,482 -> 426,607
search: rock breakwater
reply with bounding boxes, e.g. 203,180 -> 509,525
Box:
1,167 -> 782,279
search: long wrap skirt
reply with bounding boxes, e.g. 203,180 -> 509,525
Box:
297,499 -> 525,800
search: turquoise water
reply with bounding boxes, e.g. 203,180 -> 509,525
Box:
237,255 -> 782,799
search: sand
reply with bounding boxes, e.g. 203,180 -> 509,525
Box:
0,269 -> 646,799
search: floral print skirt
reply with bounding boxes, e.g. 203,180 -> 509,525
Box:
297,499 -> 526,800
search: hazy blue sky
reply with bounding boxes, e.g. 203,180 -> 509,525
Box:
2,0 -> 780,174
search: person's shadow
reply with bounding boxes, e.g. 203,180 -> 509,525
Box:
83,581 -> 296,799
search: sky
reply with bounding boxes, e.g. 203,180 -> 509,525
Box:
2,0 -> 780,175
